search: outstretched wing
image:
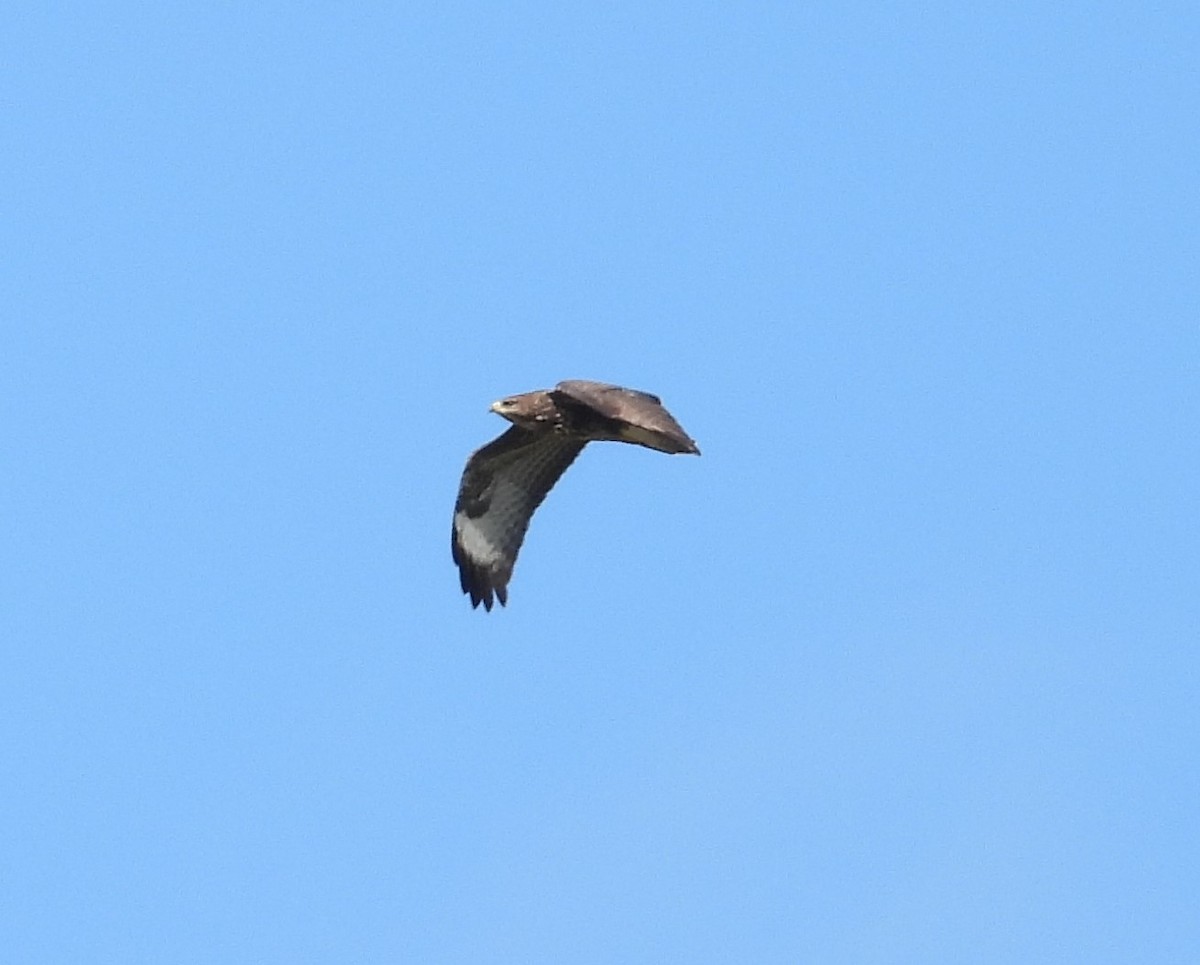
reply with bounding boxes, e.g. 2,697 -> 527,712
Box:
452,426 -> 586,610
554,380 -> 700,455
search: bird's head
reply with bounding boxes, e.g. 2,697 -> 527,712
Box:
490,390 -> 557,431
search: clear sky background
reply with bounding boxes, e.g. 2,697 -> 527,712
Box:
4,3 -> 1197,962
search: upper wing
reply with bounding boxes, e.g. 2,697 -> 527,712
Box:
451,426 -> 586,610
554,380 -> 700,455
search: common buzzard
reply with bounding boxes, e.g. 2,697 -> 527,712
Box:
452,380 -> 699,610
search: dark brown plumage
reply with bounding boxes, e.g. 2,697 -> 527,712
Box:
451,380 -> 699,610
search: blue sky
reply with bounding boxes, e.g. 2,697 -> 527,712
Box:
4,2 -> 1197,962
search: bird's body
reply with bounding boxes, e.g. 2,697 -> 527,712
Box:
452,380 -> 699,610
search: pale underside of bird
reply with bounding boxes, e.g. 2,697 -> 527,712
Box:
451,379 -> 700,610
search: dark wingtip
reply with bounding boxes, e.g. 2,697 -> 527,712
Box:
467,574 -> 498,612
459,558 -> 508,612
456,536 -> 501,611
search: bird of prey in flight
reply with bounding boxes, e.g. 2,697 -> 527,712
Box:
452,380 -> 699,610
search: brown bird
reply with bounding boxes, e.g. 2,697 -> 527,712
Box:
452,380 -> 700,610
